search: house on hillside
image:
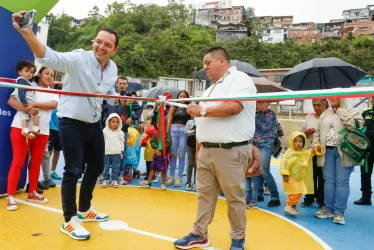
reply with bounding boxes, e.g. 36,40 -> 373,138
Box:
216,23 -> 248,41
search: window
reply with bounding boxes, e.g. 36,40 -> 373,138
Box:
37,26 -> 41,33
174,80 -> 178,88
312,38 -> 316,43
273,29 -> 282,34
274,74 -> 283,82
360,27 -> 369,32
273,18 -> 281,22
313,30 -> 319,34
197,82 -> 204,91
303,31 -> 308,35
360,18 -> 368,22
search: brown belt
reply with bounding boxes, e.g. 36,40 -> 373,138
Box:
201,140 -> 252,149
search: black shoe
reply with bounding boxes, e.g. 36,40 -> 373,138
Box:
267,199 -> 281,207
42,179 -> 56,188
257,196 -> 264,202
301,200 -> 313,207
38,181 -> 49,190
25,184 -> 43,194
354,198 -> 372,205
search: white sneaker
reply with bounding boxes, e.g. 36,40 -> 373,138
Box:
185,183 -> 192,191
153,174 -> 161,183
112,180 -> 119,188
165,176 -> 174,186
7,196 -> 18,211
102,180 -> 108,188
174,176 -> 182,187
61,216 -> 90,240
118,176 -> 127,185
161,183 -> 167,191
77,206 -> 109,222
333,214 -> 345,225
315,208 -> 334,219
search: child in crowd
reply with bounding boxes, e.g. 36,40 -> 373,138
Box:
280,131 -> 323,215
140,129 -> 172,191
245,145 -> 262,209
15,61 -> 40,138
102,113 -> 125,188
184,117 -> 196,191
141,125 -> 157,180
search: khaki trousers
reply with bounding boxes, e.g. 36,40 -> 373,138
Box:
192,144 -> 251,240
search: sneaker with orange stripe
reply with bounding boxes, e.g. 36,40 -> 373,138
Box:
76,206 -> 109,222
60,216 -> 90,240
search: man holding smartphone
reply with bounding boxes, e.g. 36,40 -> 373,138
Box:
12,11 -> 119,240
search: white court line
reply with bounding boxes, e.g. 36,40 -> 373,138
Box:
130,186 -> 333,250
20,185 -> 331,249
14,198 -> 220,250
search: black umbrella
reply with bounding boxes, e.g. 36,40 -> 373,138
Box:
195,59 -> 262,80
281,57 -> 367,91
141,86 -> 181,99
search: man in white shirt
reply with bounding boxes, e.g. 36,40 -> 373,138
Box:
174,47 -> 256,250
12,11 -> 118,241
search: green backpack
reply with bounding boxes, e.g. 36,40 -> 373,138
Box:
339,120 -> 370,172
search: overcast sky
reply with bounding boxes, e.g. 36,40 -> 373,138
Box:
49,0 -> 373,23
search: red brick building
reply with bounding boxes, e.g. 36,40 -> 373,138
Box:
289,23 -> 324,45
259,16 -> 294,28
341,17 -> 374,38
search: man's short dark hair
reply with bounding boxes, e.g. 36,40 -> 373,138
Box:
117,75 -> 128,82
96,26 -> 119,47
204,47 -> 230,62
16,61 -> 36,73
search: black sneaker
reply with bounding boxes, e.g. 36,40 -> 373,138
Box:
38,181 -> 49,190
354,198 -> 372,205
25,184 -> 43,194
258,196 -> 264,202
42,179 -> 56,188
301,200 -> 313,207
267,199 -> 281,207
174,233 -> 210,249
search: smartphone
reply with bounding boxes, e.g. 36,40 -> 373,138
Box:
19,10 -> 36,28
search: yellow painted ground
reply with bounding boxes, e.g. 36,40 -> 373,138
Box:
0,186 -> 324,250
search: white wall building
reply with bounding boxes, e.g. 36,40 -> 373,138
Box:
261,26 -> 289,44
158,77 -> 206,97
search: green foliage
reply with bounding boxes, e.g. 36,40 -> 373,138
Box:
46,1 -> 374,78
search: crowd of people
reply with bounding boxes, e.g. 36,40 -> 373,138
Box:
5,11 -> 373,250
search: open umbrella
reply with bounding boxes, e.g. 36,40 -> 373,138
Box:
141,86 -> 181,99
281,57 -> 367,91
251,77 -> 288,93
195,59 -> 262,80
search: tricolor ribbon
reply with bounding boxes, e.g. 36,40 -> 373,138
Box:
157,92 -> 172,156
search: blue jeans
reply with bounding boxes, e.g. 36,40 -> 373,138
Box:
246,176 -> 260,202
119,132 -> 128,176
256,143 -> 280,200
323,148 -> 353,215
103,154 -> 121,180
170,125 -> 187,177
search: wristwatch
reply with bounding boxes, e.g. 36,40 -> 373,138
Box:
200,107 -> 207,117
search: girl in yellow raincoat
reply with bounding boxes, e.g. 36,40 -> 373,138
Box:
280,131 -> 323,216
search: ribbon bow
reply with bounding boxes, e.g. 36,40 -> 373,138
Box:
157,91 -> 172,156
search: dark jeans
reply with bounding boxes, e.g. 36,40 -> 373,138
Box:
304,156 -> 325,206
146,161 -> 152,177
360,136 -> 374,199
187,147 -> 196,184
59,118 -> 104,222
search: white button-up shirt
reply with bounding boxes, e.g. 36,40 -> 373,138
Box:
195,66 -> 256,143
36,46 -> 118,123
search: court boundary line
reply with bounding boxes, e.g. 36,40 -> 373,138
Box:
13,185 -> 332,250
